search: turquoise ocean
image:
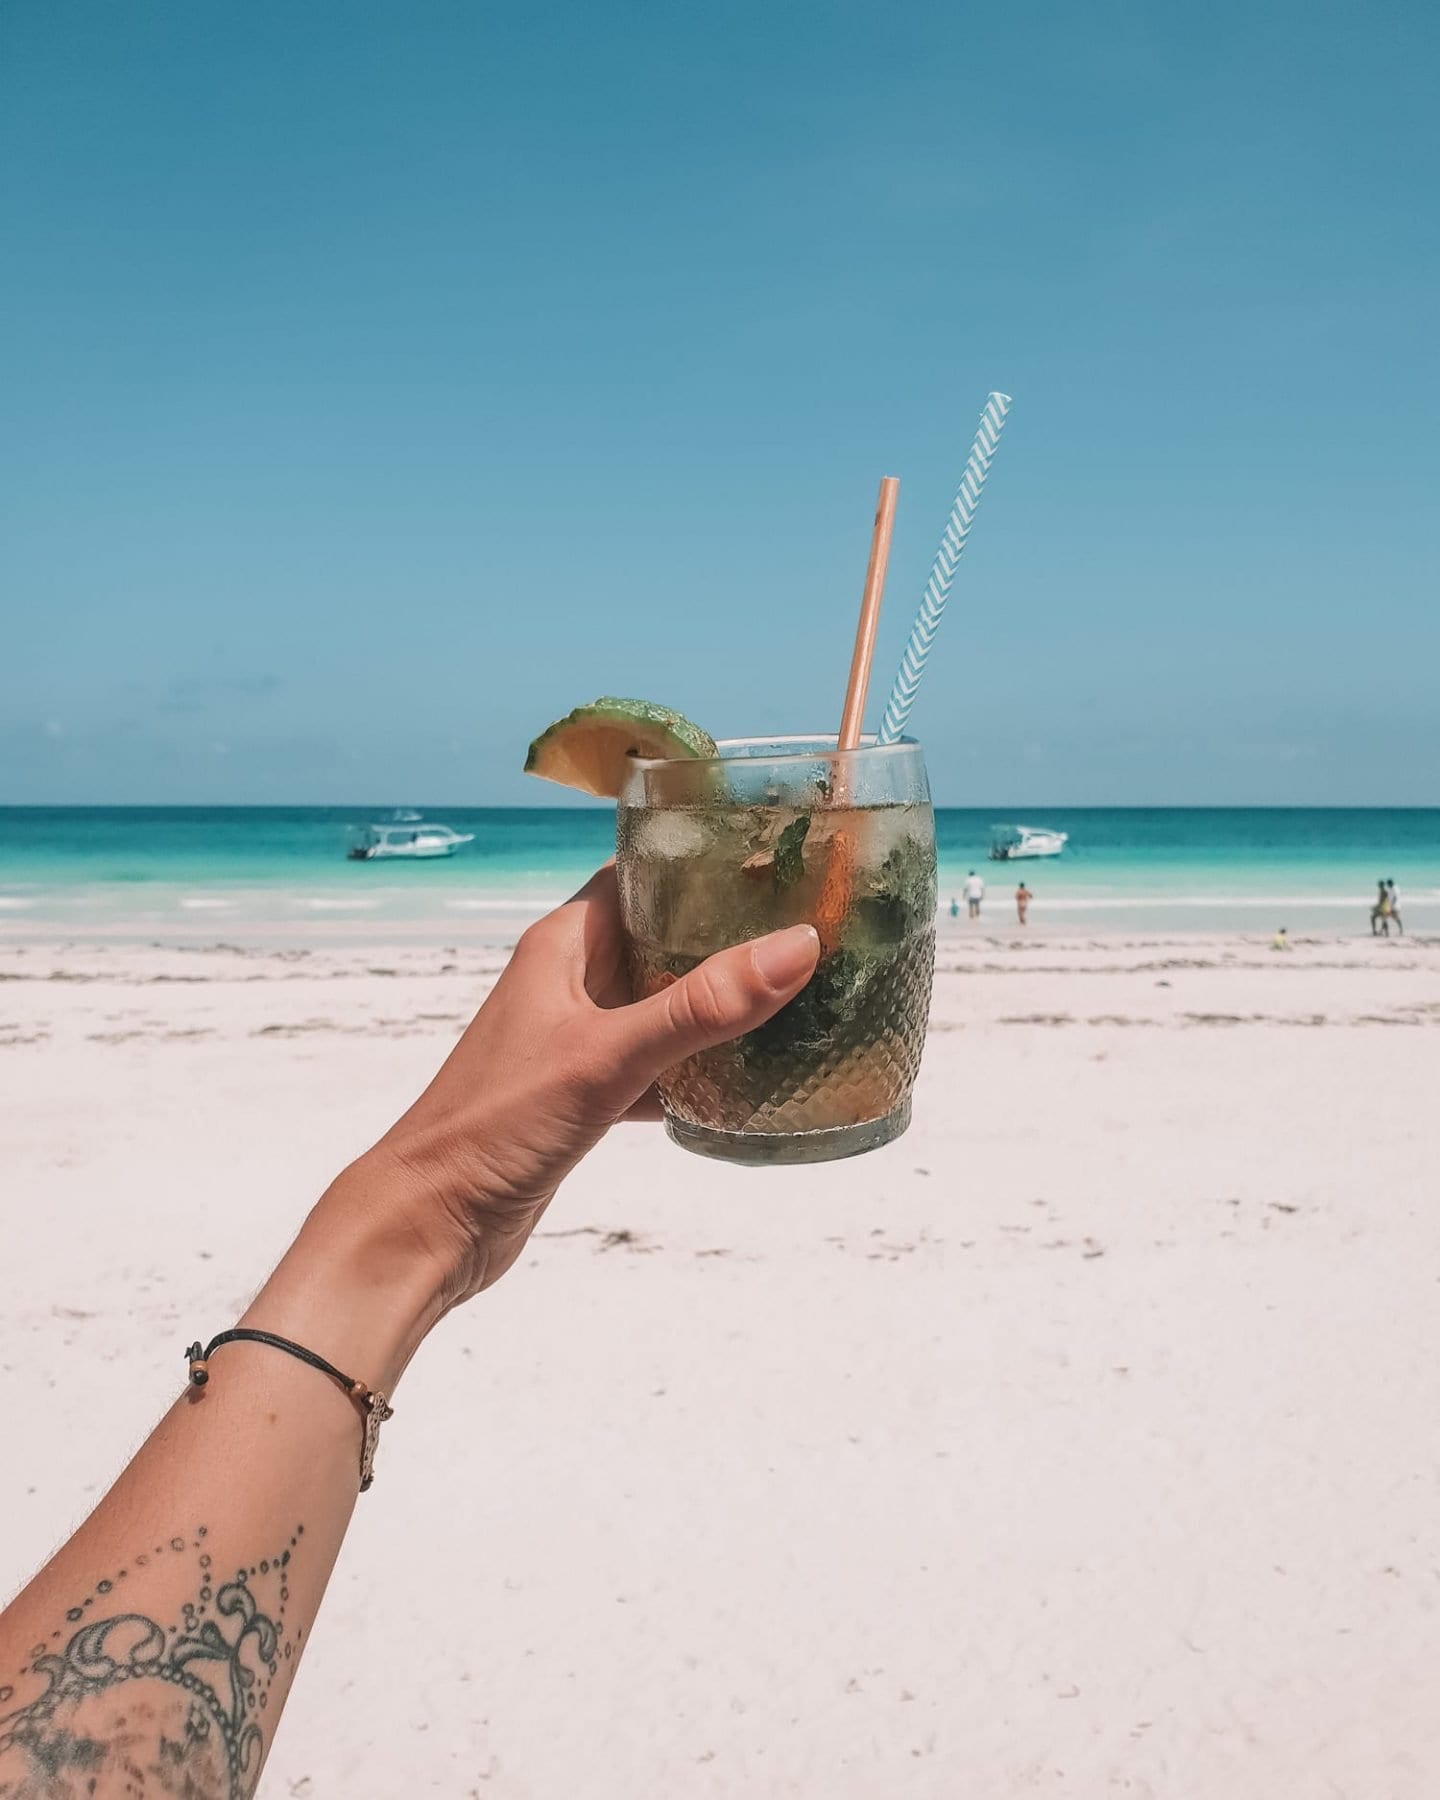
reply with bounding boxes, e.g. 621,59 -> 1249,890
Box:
2,807 -> 1436,938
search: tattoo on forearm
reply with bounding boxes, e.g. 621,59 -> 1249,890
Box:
0,1524 -> 304,1799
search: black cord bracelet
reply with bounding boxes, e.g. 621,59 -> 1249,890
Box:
185,1328 -> 394,1492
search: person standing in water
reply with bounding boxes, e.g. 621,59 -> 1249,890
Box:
1015,880 -> 1032,925
962,869 -> 985,920
948,896 -> 960,920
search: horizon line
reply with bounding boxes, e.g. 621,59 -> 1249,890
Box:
3,801 -> 1438,814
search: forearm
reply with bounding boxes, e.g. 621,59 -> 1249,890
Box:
0,867 -> 816,1797
0,1155 -> 450,1799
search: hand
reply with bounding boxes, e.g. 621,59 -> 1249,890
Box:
365,864 -> 819,1304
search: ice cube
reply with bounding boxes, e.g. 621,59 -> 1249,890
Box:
633,810 -> 709,862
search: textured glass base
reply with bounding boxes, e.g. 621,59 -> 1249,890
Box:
664,1097 -> 912,1167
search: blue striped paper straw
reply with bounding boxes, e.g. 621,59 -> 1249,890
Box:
877,391 -> 1014,744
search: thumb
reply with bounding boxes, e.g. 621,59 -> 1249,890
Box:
605,924 -> 820,1104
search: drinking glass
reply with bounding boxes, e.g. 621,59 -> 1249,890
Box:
616,735 -> 936,1165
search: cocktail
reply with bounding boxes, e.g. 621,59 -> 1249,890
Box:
525,395 -> 1014,1163
615,736 -> 935,1162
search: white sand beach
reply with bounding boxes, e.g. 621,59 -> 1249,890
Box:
4,929 -> 1439,1797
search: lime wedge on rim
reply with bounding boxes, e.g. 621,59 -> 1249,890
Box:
524,697 -> 717,798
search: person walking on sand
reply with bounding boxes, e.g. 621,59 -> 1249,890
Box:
1371,878 -> 1392,937
1015,880 -> 1032,925
1387,879 -> 1403,935
963,869 -> 985,920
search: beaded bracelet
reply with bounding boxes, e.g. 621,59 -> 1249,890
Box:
186,1329 -> 394,1491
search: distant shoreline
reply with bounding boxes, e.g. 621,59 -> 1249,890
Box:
1,907 -> 1433,951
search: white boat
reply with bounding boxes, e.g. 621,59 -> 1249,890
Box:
347,823 -> 474,861
988,823 -> 1068,861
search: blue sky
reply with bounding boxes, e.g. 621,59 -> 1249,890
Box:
2,0 -> 1436,806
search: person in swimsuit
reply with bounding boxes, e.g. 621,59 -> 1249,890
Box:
1371,878 -> 1392,937
1015,881 -> 1032,925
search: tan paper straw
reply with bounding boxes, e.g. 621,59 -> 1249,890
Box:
838,476 -> 899,750
816,477 -> 899,952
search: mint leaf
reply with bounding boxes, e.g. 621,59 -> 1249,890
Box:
773,815 -> 811,889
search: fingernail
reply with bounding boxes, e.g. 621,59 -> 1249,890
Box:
751,924 -> 820,989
